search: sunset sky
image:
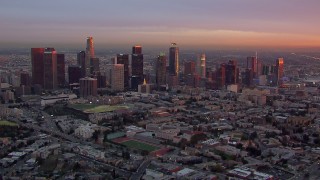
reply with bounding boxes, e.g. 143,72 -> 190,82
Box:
1,0 -> 320,49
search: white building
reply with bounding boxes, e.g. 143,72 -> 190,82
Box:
74,124 -> 96,139
41,93 -> 77,106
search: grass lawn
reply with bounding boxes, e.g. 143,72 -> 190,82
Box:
0,120 -> 18,126
68,104 -> 100,111
69,104 -> 129,113
121,140 -> 159,152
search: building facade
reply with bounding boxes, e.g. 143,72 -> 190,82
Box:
79,77 -> 97,98
169,43 -> 179,76
43,48 -> 57,90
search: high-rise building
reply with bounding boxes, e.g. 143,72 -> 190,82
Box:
31,48 -> 45,87
20,72 -> 31,86
132,45 -> 142,54
169,43 -> 179,76
197,53 -> 206,78
86,37 -> 95,58
247,56 -> 258,78
85,37 -> 94,76
68,65 -> 82,84
96,72 -> 106,88
184,61 -> 195,76
90,57 -> 100,74
57,54 -> 65,87
131,45 -> 144,89
156,53 -> 167,87
43,48 -> 57,89
242,69 -> 253,87
275,58 -> 284,86
106,64 -> 124,92
77,51 -> 86,78
79,77 -> 97,98
185,74 -> 200,88
225,60 -> 238,85
116,54 -> 129,89
217,64 -> 226,89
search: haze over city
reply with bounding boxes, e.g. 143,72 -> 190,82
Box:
1,0 -> 320,49
1,1 -> 320,180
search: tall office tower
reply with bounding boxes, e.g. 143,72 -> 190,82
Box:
262,65 -> 270,75
57,54 -> 65,87
131,45 -> 144,89
86,37 -> 95,58
43,48 -> 58,89
31,48 -> 45,87
68,65 -> 82,84
96,72 -> 106,88
169,43 -> 179,76
197,53 -> 206,78
20,72 -> 31,86
224,60 -> 238,85
77,51 -> 86,77
116,54 -> 129,89
217,64 -> 226,89
85,37 -> 94,76
79,77 -> 97,98
247,56 -> 258,78
132,45 -> 142,54
106,64 -> 124,92
90,57 -> 100,74
275,58 -> 284,86
156,53 -> 167,87
184,61 -> 195,76
242,69 -> 253,87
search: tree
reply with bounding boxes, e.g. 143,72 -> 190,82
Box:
211,164 -> 224,172
190,133 -> 207,145
236,143 -> 243,150
249,131 -> 258,140
92,130 -> 100,141
303,134 -> 309,143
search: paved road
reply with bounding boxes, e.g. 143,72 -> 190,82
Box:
291,161 -> 320,180
130,158 -> 151,180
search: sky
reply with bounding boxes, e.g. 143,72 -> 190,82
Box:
1,0 -> 320,50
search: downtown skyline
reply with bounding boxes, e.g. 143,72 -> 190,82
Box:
1,0 -> 320,50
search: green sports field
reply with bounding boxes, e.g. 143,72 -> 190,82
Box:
121,140 -> 159,152
69,104 -> 129,113
0,120 -> 18,127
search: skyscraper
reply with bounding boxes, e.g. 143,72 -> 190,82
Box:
132,45 -> 142,54
79,77 -> 97,98
43,48 -> 57,89
20,72 -> 31,86
86,36 -> 94,58
90,57 -> 100,74
169,43 -> 179,76
131,45 -> 144,89
77,51 -> 86,78
85,37 -> 94,76
247,56 -> 258,78
217,64 -> 226,89
31,48 -> 45,87
225,60 -> 238,85
197,53 -> 206,78
156,53 -> 167,87
275,58 -> 284,86
116,54 -> 129,89
106,64 -> 124,92
184,61 -> 195,76
68,65 -> 82,84
57,54 -> 65,87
